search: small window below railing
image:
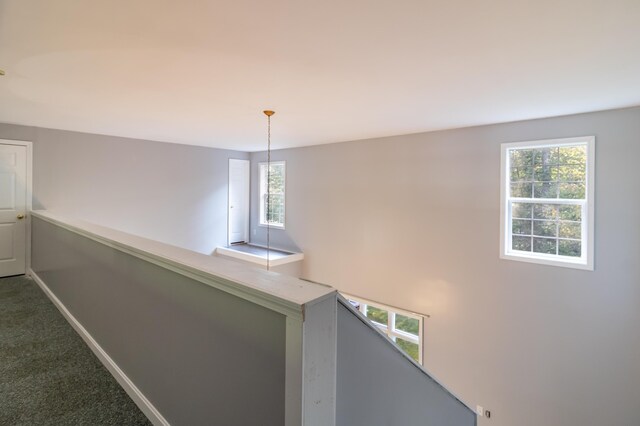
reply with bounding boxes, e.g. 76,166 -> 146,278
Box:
342,293 -> 425,364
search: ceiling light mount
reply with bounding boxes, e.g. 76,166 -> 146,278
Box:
0,69 -> 5,76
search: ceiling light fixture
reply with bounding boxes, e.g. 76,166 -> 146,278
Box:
263,110 -> 275,271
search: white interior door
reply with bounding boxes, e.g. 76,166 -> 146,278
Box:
0,144 -> 27,277
228,159 -> 250,245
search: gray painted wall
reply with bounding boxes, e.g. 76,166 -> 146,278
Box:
31,217 -> 286,426
0,123 -> 248,254
337,300 -> 476,426
250,107 -> 640,426
4,106 -> 639,425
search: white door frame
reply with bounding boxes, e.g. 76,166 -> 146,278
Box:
0,139 -> 33,272
228,158 -> 250,246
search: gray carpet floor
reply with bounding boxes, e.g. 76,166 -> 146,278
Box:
0,275 -> 151,426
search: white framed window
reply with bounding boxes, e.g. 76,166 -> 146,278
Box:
343,293 -> 425,364
500,136 -> 595,270
259,161 -> 286,229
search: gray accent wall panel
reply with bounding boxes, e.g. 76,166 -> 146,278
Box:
336,302 -> 476,426
31,217 -> 286,426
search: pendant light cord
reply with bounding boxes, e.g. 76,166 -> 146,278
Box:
266,113 -> 272,271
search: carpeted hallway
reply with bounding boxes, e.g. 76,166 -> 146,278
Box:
0,275 -> 151,425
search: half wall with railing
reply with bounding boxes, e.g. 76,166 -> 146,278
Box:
29,210 -> 476,426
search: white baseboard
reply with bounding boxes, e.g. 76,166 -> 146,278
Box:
27,268 -> 170,426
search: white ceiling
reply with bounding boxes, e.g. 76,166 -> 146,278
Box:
1,0 -> 639,152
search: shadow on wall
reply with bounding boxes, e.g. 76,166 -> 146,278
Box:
251,227 -> 302,253
33,195 -> 44,211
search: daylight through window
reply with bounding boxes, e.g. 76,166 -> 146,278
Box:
259,161 -> 285,228
343,294 -> 424,364
501,137 -> 594,269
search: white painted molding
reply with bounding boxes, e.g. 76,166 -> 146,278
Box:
302,293 -> 338,426
28,268 -> 170,426
31,210 -> 334,320
340,291 -> 430,319
216,246 -> 304,267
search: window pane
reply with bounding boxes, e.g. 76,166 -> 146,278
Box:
534,147 -> 560,166
557,164 -> 585,183
504,140 -> 590,266
266,193 -> 285,224
533,220 -> 557,238
395,314 -> 419,336
533,164 -> 557,182
534,182 -> 558,198
396,338 -> 420,362
559,205 -> 581,221
558,146 -> 586,165
533,204 -> 558,220
511,183 -> 532,198
559,240 -> 582,257
559,221 -> 581,239
510,166 -> 533,182
512,236 -> 532,252
533,237 -> 557,254
558,182 -> 585,199
267,164 -> 285,194
512,219 -> 531,235
510,149 -> 534,167
260,162 -> 286,226
366,306 -> 388,325
512,203 -> 532,219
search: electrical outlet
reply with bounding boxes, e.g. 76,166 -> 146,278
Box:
476,405 -> 483,417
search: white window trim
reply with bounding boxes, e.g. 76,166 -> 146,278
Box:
258,161 -> 286,229
341,292 -> 425,365
500,136 -> 595,270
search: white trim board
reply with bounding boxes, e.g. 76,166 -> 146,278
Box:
340,291 -> 430,319
27,268 -> 170,426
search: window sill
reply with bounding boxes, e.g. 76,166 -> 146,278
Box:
216,244 -> 303,267
258,223 -> 285,230
500,251 -> 593,271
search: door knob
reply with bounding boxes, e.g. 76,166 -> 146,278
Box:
17,214 -> 24,220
